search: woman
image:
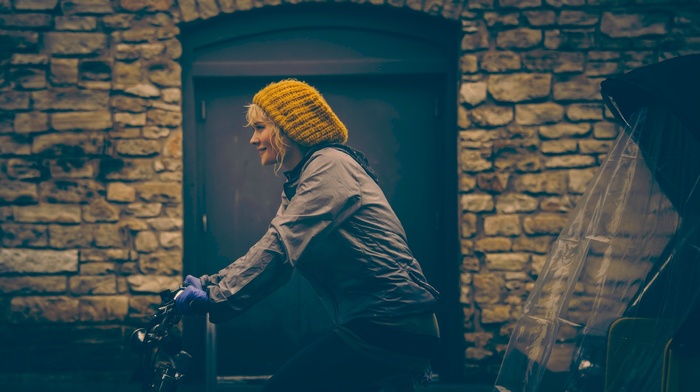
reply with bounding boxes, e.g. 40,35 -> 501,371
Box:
176,79 -> 440,391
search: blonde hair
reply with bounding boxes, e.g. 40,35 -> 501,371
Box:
245,103 -> 292,174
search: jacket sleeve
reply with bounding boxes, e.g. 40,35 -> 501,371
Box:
200,150 -> 363,323
271,149 -> 363,266
200,228 -> 293,324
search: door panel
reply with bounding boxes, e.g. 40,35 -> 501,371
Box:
197,75 -> 444,377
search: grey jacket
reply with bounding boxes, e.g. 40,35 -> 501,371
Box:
201,147 -> 439,325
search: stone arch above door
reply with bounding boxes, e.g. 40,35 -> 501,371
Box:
175,0 -> 467,25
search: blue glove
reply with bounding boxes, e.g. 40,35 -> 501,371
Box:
175,275 -> 209,314
184,274 -> 203,290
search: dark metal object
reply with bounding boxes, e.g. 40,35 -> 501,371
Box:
130,287 -> 192,392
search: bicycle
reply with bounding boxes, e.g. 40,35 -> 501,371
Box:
130,286 -> 191,392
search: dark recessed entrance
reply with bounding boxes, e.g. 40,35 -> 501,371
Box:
181,3 -> 461,385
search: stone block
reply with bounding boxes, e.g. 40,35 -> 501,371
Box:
0,135 -> 31,156
523,213 -> 569,234
1,223 -> 46,247
540,195 -> 575,213
495,193 -> 539,213
92,224 -> 125,247
40,179 -> 102,204
0,276 -> 67,295
14,112 -> 49,134
485,252 -> 530,271
544,154 -> 596,169
50,58 -> 79,85
14,0 -> 59,10
82,199 -> 120,223
79,296 -> 129,322
496,28 -> 542,49
461,21 -> 490,51
33,132 -> 106,157
481,305 -> 512,323
55,16 -> 98,31
460,82 -> 487,106
125,203 -> 162,217
146,217 -> 182,231
538,123 -> 590,139
0,181 -> 38,204
475,237 -> 512,253
33,89 -> 109,111
80,262 -> 116,275
10,296 -> 80,323
49,158 -> 95,179
578,139 -> 612,154
553,76 -> 603,101
6,159 -> 42,180
136,182 -> 181,203
120,0 -> 174,12
473,273 -> 505,304
44,32 -> 107,55
138,250 -> 181,275
568,168 -> 596,194
106,182 -> 136,202
126,274 -> 181,293
557,11 -> 598,26
480,51 -> 521,72
70,276 -> 117,294
593,121 -> 618,139
476,172 -> 509,193
0,248 -> 78,273
134,231 -> 158,253
566,103 -> 603,121
115,139 -> 160,157
470,105 -> 514,127
513,236 -> 554,254
601,12 -> 667,38
461,212 -> 478,238
0,91 -> 30,110
13,204 -> 81,224
49,224 -> 93,248
80,248 -> 131,262
515,103 -> 564,125
100,158 -> 154,180
11,54 -> 48,66
460,193 -> 494,212
541,139 -> 577,154
147,109 -> 182,127
488,73 -> 551,102
178,0 -> 199,22
61,0 -> 114,14
514,171 -> 567,194
50,111 -> 113,131
160,231 -> 181,249
460,149 -> 492,173
524,10 -> 555,26
483,214 -> 522,236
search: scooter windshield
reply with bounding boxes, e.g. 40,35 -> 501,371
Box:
494,104 -> 700,392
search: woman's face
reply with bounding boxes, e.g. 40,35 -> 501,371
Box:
249,120 -> 279,166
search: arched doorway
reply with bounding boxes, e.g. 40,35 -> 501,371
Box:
181,3 -> 461,386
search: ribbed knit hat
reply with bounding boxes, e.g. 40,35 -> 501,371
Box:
252,79 -> 348,146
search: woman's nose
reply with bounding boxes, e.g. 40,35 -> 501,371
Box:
250,135 -> 259,145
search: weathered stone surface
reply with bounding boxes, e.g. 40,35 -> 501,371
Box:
115,139 -> 160,156
80,262 -> 116,275
578,139 -> 612,154
127,274 -> 181,293
0,135 -> 31,155
80,248 -> 131,263
461,212 -> 478,238
543,134 -> 577,151
44,32 -> 107,55
92,224 -> 125,247
178,0 -> 199,22
513,236 -> 554,254
61,0 -> 114,14
460,193 -> 494,212
460,54 -> 479,74
134,231 -> 158,253
33,89 -> 109,111
488,73 -> 551,102
50,58 -> 79,85
32,133 -> 105,156
460,82 -> 487,106
460,149 -> 492,173
120,0 -> 173,12
82,199 -> 120,223
524,10 -> 555,26
601,12 -> 667,38
544,155 -> 596,169
497,28 -> 542,49
0,91 -> 30,110
14,112 -> 49,134
12,66 -> 47,89
476,172 -> 509,193
539,123 -> 590,139
100,159 -> 153,180
147,109 -> 181,127
566,103 -> 603,121
136,182 -> 181,203
515,103 -> 564,125
50,111 -> 113,131
114,112 -> 146,127
112,95 -> 149,112
481,305 -> 511,323
475,237 -> 511,253
499,0 -> 540,7
461,21 -> 489,51
55,16 -> 98,31
553,76 -> 602,101
0,181 -> 38,203
146,217 -> 182,231
471,105 -> 514,127
523,213 -> 569,234
558,11 -> 598,26
568,168 -> 596,193
124,203 -> 161,217
106,182 -> 136,202
514,172 -> 567,194
49,159 -> 95,179
593,122 -> 618,139
49,224 -> 93,248
485,253 -> 529,271
14,0 -> 59,10
0,248 -> 78,273
79,296 -> 129,322
484,12 -> 519,27
540,195 -> 575,212
6,159 -> 42,180
139,251 -> 182,275
11,54 -> 48,66
473,273 -> 504,305
483,215 -> 522,236
160,231 -> 181,249
40,180 -> 102,204
0,276 -> 67,294
70,276 -> 117,295
544,29 -> 594,50
162,131 -> 181,157
481,51 -> 521,72
1,224 -> 47,247
10,296 -> 80,323
13,204 -> 81,223
495,193 -> 539,213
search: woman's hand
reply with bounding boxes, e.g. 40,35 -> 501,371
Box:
175,275 -> 209,314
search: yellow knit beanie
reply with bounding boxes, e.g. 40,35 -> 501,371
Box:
252,79 -> 348,146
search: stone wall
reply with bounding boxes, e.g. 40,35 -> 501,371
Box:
0,0 -> 698,381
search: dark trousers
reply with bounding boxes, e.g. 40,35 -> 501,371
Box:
261,331 -> 414,392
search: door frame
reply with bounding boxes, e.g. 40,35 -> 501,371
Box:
181,3 -> 462,383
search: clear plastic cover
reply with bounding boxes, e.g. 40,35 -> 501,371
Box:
494,105 -> 700,392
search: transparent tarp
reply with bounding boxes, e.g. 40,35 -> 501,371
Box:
494,56 -> 700,392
